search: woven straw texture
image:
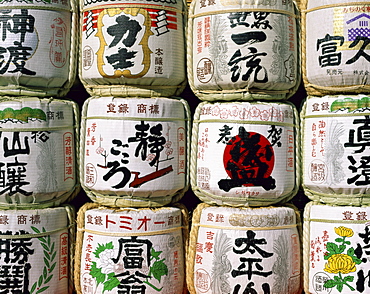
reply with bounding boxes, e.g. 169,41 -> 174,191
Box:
79,96 -> 191,207
301,0 -> 370,96
300,95 -> 370,206
187,0 -> 301,101
79,0 -> 188,98
302,201 -> 311,294
0,97 -> 80,209
190,100 -> 301,207
0,0 -> 78,97
82,83 -> 188,99
74,202 -> 189,294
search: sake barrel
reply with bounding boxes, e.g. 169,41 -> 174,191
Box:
303,201 -> 370,294
187,0 -> 300,101
0,0 -> 78,97
191,100 -> 299,207
0,97 -> 79,209
0,205 -> 75,294
80,96 -> 190,207
79,0 -> 187,97
301,95 -> 370,205
187,203 -> 302,294
302,0 -> 370,96
74,202 -> 188,294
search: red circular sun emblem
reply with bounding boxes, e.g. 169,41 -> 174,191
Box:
219,128 -> 276,191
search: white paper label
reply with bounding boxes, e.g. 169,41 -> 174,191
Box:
79,207 -> 185,294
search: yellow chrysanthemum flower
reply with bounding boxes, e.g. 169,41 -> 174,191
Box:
334,226 -> 354,238
324,254 -> 356,274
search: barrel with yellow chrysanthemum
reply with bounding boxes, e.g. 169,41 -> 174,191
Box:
303,202 -> 370,293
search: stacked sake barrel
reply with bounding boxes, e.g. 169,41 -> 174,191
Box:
0,0 -> 79,292
301,1 -> 370,293
186,0 -> 303,293
74,0 -> 190,292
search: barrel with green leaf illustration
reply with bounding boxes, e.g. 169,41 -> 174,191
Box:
303,201 -> 370,293
0,97 -> 79,209
0,205 -> 75,293
74,202 -> 188,294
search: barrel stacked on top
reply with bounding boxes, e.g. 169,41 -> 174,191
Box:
74,0 -> 190,293
186,0 -> 303,293
0,0 -> 79,292
301,1 -> 370,293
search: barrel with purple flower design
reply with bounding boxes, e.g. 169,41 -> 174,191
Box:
80,96 -> 190,207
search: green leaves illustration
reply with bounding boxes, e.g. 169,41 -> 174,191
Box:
30,227 -> 57,294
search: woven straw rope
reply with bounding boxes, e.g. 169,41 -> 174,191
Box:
186,1 -> 301,101
66,0 -> 79,97
79,96 -> 191,207
300,97 -> 370,206
189,7 -> 298,19
194,222 -> 297,231
74,202 -> 189,294
0,223 -> 74,240
302,202 -> 370,292
74,202 -> 97,294
302,201 -> 312,294
0,205 -> 76,293
186,203 -> 303,294
291,201 -> 304,293
0,97 -> 80,209
186,202 -> 206,294
79,0 -> 188,98
190,101 -> 301,207
174,202 -> 191,294
301,0 -> 370,96
66,205 -> 77,294
0,0 -> 78,97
